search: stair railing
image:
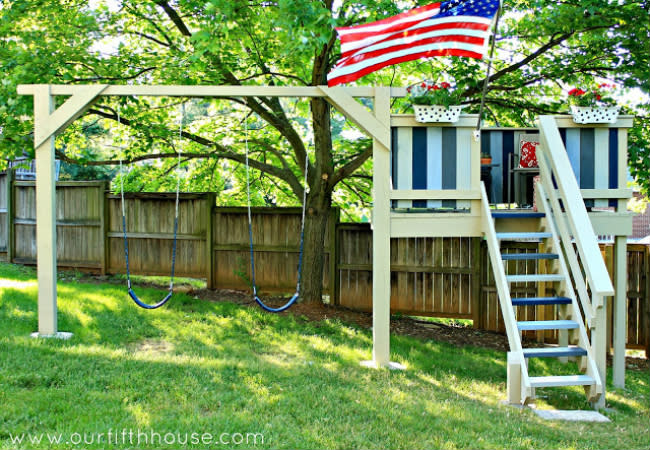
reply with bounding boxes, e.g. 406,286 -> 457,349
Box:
480,182 -> 532,401
536,116 -> 614,325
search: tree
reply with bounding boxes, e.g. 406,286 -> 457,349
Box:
1,0 -> 648,302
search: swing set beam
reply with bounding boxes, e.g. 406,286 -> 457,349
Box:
17,83 -> 395,368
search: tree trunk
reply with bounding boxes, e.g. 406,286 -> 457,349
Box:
299,196 -> 332,303
298,96 -> 335,303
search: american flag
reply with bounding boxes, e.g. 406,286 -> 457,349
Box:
327,0 -> 500,87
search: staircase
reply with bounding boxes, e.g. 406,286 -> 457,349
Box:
481,189 -> 603,405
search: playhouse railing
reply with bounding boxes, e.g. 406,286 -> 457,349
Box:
536,116 -> 613,386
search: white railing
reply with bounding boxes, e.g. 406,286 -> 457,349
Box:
535,182 -> 603,399
537,116 -> 614,322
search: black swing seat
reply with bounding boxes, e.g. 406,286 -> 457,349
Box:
128,288 -> 173,310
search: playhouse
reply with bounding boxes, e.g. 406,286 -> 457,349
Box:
16,84 -> 632,409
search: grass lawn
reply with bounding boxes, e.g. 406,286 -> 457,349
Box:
0,262 -> 648,449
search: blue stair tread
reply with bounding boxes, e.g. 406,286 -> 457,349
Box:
511,297 -> 571,306
496,232 -> 552,240
506,274 -> 564,283
502,253 -> 558,260
523,346 -> 588,358
492,211 -> 545,219
517,320 -> 578,331
529,375 -> 594,387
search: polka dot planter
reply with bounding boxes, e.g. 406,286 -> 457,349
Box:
413,105 -> 463,123
570,106 -> 619,124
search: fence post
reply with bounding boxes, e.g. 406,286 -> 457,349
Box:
98,181 -> 108,275
329,207 -> 340,306
646,245 -> 650,359
6,169 -> 15,263
471,237 -> 481,329
612,236 -> 627,388
206,193 -> 215,289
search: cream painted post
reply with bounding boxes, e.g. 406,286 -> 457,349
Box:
371,87 -> 392,367
507,351 -> 522,405
613,236 -> 627,388
613,127 -> 629,388
592,298 -> 607,409
33,86 -> 58,336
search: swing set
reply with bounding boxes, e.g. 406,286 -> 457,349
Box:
117,102 -> 308,312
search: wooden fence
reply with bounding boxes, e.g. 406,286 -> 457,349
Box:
1,177 -> 647,354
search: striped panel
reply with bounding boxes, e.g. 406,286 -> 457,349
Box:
489,131 -> 503,203
564,128 -> 581,184
456,127 -> 472,209
412,127 -> 428,208
426,127 -> 443,208
396,127 -> 413,208
593,128 -> 609,208
441,127 -> 457,209
559,127 -> 621,206
391,126 -> 473,210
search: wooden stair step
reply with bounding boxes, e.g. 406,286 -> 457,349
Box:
523,346 -> 588,358
511,297 -> 571,306
502,252 -> 558,261
529,375 -> 595,387
496,232 -> 552,241
506,274 -> 565,283
491,211 -> 546,219
517,320 -> 579,331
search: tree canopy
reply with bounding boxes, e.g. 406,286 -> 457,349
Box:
1,0 -> 648,301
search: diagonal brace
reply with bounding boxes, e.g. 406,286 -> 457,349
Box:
318,86 -> 391,149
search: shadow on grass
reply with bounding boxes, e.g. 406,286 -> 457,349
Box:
1,262 -> 648,449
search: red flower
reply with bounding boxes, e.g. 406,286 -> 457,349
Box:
568,88 -> 586,96
598,83 -> 611,89
440,82 -> 451,89
432,84 -> 440,90
420,82 -> 426,88
595,94 -> 602,100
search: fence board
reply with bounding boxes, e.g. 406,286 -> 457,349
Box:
12,181 -> 104,269
0,172 -> 7,259
211,208 -> 333,295
0,177 -> 646,354
106,193 -> 208,278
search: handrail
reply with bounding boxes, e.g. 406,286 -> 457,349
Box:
537,116 -> 614,306
535,182 -> 603,398
480,183 -> 521,351
535,181 -> 594,326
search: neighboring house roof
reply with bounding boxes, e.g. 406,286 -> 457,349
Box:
7,157 -> 61,181
631,192 -> 650,240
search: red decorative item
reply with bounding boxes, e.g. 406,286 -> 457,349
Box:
519,140 -> 539,168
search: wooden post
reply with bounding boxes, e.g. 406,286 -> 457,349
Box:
33,86 -> 59,336
6,169 -> 14,263
507,351 -> 522,405
592,296 -> 607,409
471,238 -> 481,329
370,87 -> 393,368
99,181 -> 108,275
612,235 -> 627,388
536,241 -> 546,343
328,207 -> 340,306
645,245 -> 650,359
206,193 -> 215,289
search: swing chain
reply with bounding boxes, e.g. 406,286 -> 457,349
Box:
245,114 -> 308,312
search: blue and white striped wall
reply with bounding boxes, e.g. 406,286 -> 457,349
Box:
391,126 -> 474,210
392,125 -> 622,209
480,128 -> 620,206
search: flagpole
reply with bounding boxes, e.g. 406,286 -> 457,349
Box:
474,4 -> 501,141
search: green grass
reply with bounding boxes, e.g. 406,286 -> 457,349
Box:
0,262 -> 648,450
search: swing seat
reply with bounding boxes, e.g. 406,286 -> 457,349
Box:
254,291 -> 299,313
128,288 -> 173,310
